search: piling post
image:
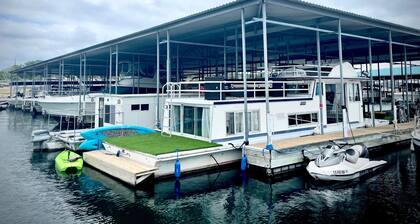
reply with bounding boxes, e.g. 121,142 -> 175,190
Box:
241,8 -> 249,143
388,31 -> 396,126
369,40 -> 375,127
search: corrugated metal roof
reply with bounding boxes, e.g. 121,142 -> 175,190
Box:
13,0 -> 420,74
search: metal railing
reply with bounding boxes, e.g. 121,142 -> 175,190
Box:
163,80 -> 314,101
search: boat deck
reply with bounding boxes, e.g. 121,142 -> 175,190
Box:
83,150 -> 156,186
252,122 -> 414,150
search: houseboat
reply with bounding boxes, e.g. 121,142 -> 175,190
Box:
162,62 -> 365,145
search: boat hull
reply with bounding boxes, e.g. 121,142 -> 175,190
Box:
306,158 -> 387,181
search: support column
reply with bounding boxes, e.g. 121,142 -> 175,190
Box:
378,58 -> 382,112
389,31 -> 396,125
404,46 -> 410,120
78,54 -> 83,116
338,19 -> 347,137
109,47 -> 112,94
223,27 -> 227,79
316,30 -> 324,134
83,53 -> 87,115
156,32 -> 161,129
176,45 -> 180,82
262,3 -> 272,147
235,28 -> 239,79
166,30 -> 171,83
241,8 -> 248,143
369,40 -> 375,127
410,61 -> 414,103
115,45 -> 119,94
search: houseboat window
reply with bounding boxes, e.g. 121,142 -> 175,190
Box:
174,106 -> 209,138
131,104 -> 140,111
246,111 -> 260,131
105,105 -> 115,124
349,83 -> 361,102
288,113 -> 318,127
172,105 -> 181,132
226,112 -> 235,135
141,104 -> 149,111
226,111 -> 260,135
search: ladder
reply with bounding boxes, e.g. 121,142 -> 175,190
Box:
161,83 -> 176,137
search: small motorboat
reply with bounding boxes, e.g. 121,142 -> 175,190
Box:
306,141 -> 387,181
55,150 -> 83,173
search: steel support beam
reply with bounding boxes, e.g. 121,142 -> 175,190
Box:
262,3 -> 272,148
156,32 -> 161,129
241,8 -> 249,143
109,47 -> 112,94
369,40 -> 375,127
316,30 -> 324,134
338,19 -> 347,137
166,31 -> 171,83
115,45 -> 119,94
404,46 -> 410,120
389,31 -> 396,125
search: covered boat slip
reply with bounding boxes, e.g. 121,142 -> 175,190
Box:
10,0 -> 420,180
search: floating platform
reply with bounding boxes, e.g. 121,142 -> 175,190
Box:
247,122 -> 414,176
83,150 -> 157,186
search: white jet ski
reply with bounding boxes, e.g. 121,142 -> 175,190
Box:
306,141 -> 387,181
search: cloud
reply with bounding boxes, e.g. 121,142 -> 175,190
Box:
0,0 -> 418,69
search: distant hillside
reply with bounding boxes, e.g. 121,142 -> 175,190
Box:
0,60 -> 42,82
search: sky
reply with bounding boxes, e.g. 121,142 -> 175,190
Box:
0,0 -> 419,69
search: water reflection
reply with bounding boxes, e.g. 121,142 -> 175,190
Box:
1,109 -> 419,224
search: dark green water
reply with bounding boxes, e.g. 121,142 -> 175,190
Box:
0,110 -> 419,224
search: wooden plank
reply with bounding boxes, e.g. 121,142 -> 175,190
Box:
84,150 -> 156,186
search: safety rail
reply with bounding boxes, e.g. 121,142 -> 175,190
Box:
163,80 -> 314,101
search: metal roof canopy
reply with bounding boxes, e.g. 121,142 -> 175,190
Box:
13,0 -> 420,77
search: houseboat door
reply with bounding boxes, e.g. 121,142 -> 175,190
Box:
346,82 -> 362,123
325,84 -> 343,124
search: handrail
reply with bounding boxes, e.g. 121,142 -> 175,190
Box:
164,80 -> 314,100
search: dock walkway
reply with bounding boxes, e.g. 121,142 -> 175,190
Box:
248,122 -> 414,175
252,122 -> 414,150
83,150 -> 156,186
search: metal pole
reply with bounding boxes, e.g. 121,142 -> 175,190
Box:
241,8 -> 248,143
166,30 -> 171,83
156,32 -> 161,129
83,53 -> 87,116
262,3 -> 272,147
223,27 -> 227,79
378,59 -> 382,112
109,47 -> 112,94
115,45 -> 119,94
410,61 -> 414,103
404,46 -> 410,120
369,40 -> 375,127
338,19 -> 346,137
235,28 -> 239,79
78,54 -> 82,116
389,31 -> 396,125
176,44 -> 179,82
316,31 -> 324,134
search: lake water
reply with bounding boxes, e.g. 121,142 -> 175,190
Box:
0,109 -> 419,224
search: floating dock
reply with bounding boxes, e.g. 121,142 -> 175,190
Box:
83,150 -> 157,186
247,122 -> 414,176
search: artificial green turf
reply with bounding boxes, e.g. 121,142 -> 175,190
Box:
104,133 -> 220,156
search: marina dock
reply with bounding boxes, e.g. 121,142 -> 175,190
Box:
247,122 -> 414,175
84,150 -> 156,186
